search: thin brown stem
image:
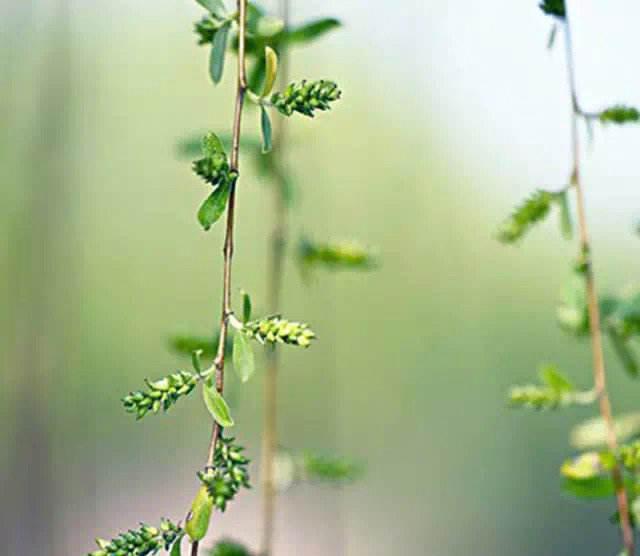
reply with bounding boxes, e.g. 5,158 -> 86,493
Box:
563,16 -> 635,556
192,2 -> 248,555
260,2 -> 291,554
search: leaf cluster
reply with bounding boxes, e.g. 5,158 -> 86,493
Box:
193,133 -> 238,231
600,105 -> 640,125
539,0 -> 565,19
198,436 -> 250,511
508,365 -> 594,410
497,188 -> 571,244
271,80 -> 341,118
89,520 -> 182,556
298,238 -> 378,272
122,371 -> 198,420
243,315 -> 316,347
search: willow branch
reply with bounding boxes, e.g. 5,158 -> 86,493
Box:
260,2 -> 291,554
562,16 -> 635,556
191,7 -> 247,556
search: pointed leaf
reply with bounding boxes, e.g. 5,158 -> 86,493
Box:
241,290 -> 252,322
260,106 -> 272,153
202,132 -> 225,156
233,331 -> 255,383
262,47 -> 279,97
210,22 -> 230,84
285,18 -> 341,45
170,535 -> 184,556
202,382 -> 234,427
198,183 -> 230,231
195,0 -> 226,18
540,364 -> 573,393
192,349 -> 204,374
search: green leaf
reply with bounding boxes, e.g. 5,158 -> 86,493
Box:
563,476 -> 616,499
561,452 -> 603,480
192,349 -> 204,374
260,106 -> 273,154
571,412 -> 640,450
232,331 -> 255,383
301,453 -> 364,483
600,105 -> 640,125
170,535 -> 184,556
285,18 -> 341,45
202,131 -> 225,156
198,183 -> 230,231
195,0 -> 227,18
540,364 -> 573,393
496,190 -> 553,244
169,333 -> 218,357
261,46 -> 278,97
185,485 -> 214,542
210,22 -> 230,84
202,383 -> 234,427
241,290 -> 252,322
177,133 -> 262,158
539,0 -> 565,19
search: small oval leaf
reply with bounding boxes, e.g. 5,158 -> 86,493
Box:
210,22 -> 230,84
261,46 -> 279,97
233,331 -> 255,383
198,183 -> 230,231
241,290 -> 252,322
184,485 -> 214,542
202,382 -> 234,427
260,106 -> 273,154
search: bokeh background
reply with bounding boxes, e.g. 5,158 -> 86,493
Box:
3,1 -> 640,554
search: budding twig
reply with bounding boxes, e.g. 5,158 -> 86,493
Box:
562,13 -> 635,555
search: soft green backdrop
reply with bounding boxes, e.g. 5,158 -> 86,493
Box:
3,1 -> 640,555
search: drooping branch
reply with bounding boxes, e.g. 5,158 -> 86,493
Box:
561,13 -> 635,556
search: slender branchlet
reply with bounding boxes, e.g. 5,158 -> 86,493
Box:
562,12 -> 634,554
87,1 -> 362,554
498,3 -> 640,554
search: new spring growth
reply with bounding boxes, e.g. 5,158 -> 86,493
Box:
298,238 -> 378,271
198,436 -> 250,511
193,133 -> 237,187
508,365 -> 595,410
122,371 -> 198,419
600,105 -> 640,125
89,520 -> 182,556
271,80 -> 341,118
193,132 -> 238,230
497,188 -> 572,243
185,436 -> 250,543
243,315 -> 316,347
539,0 -> 565,19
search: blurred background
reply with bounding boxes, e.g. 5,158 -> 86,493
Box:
3,0 -> 640,554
